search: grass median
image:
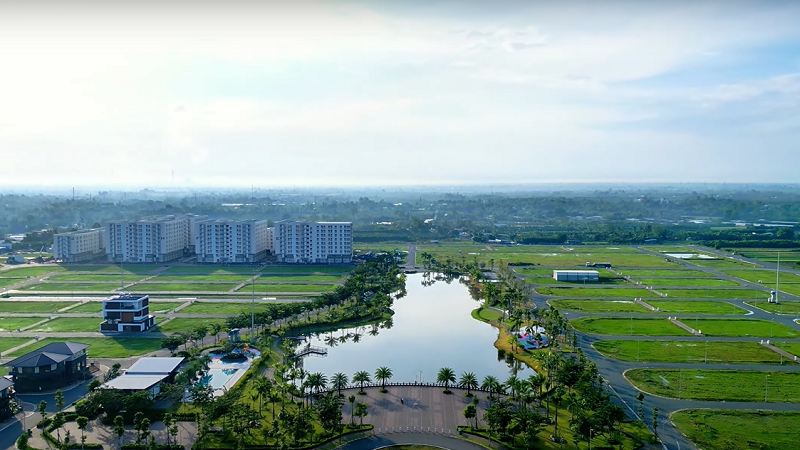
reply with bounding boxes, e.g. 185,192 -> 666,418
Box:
625,368 -> 800,402
647,300 -> 748,315
0,317 -> 48,331
680,318 -> 800,338
593,340 -> 787,364
549,299 -> 650,314
658,288 -> 767,299
744,301 -> 800,315
536,286 -> 658,298
671,409 -> 800,450
632,278 -> 741,287
617,269 -> 713,277
569,317 -> 691,336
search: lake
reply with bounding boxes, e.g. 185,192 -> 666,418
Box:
301,273 -> 529,383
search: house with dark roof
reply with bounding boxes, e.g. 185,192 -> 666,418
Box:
0,377 -> 15,421
3,342 -> 89,392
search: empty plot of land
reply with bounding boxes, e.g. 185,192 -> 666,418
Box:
773,342 -> 800,358
78,265 -> 164,274
737,250 -> 800,263
48,273 -> 147,282
514,267 -> 610,277
256,275 -> 345,282
27,317 -> 102,332
616,269 -> 714,277
659,288 -> 767,299
745,301 -> 800,315
0,337 -> 35,353
127,283 -> 238,292
0,300 -> 78,313
570,317 -> 690,336
155,317 -> 225,334
632,278 -> 741,287
722,269 -> 800,284
180,301 -> 293,315
5,337 -> 163,358
160,266 -> 259,275
0,317 -> 46,331
684,318 -> 800,338
0,267 -> 66,277
549,299 -> 649,314
251,284 -> 336,293
20,283 -> 119,292
152,274 -> 254,282
593,340 -> 785,364
648,300 -> 748,315
686,258 -> 758,268
625,369 -> 800,403
0,277 -> 27,289
259,266 -> 351,274
536,286 -> 659,298
672,410 -> 800,450
418,246 -> 675,267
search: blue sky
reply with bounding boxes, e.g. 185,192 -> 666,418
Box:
1,0 -> 799,187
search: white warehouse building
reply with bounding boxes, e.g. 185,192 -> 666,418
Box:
273,221 -> 352,264
194,219 -> 272,263
53,228 -> 105,263
105,215 -> 192,263
553,270 -> 600,282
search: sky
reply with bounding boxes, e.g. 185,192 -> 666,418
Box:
1,0 -> 799,188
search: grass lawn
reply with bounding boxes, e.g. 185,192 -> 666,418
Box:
773,342 -> 800,358
78,265 -> 164,274
20,282 -> 119,292
418,245 -> 674,267
180,301 -> 292,315
0,317 -> 48,331
470,307 -> 503,322
617,269 -> 714,277
0,337 -> 35,354
27,317 -> 101,332
535,286 -> 658,298
47,273 -> 146,282
259,266 -> 352,274
128,283 -> 238,292
659,288 -> 767,299
513,267 -> 607,277
625,368 -> 800,402
593,340 -> 786,364
251,284 -> 337,293
671,409 -> 800,450
152,274 -> 254,282
5,337 -> 163,358
647,300 -> 748,315
160,266 -> 259,275
686,258 -> 758,268
0,277 -> 27,289
682,318 -> 800,338
0,266 -> 66,277
632,278 -> 741,287
745,301 -> 800,315
549,299 -> 650,314
256,275 -> 345,282
722,269 -> 800,284
569,317 -> 691,336
155,317 -> 225,334
775,283 -> 800,297
0,300 -> 79,313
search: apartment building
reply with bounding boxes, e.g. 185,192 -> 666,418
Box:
100,294 -> 155,332
53,228 -> 105,263
194,219 -> 272,263
105,215 -> 190,263
273,221 -> 352,264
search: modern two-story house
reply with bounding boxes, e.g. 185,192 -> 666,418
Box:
100,294 -> 156,332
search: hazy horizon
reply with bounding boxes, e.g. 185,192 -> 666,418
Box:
2,0 -> 799,187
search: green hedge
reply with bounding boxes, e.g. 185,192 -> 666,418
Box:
196,425 -> 372,450
121,444 -> 184,450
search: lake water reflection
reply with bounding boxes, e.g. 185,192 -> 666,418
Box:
301,273 -> 529,382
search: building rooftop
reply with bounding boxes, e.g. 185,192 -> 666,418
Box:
105,294 -> 149,301
125,357 -> 184,375
55,228 -> 103,236
101,374 -> 166,391
553,270 -> 600,274
4,342 -> 89,368
0,377 -> 13,391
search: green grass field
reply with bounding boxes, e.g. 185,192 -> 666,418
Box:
569,317 -> 690,336
632,278 -> 741,287
0,317 -> 48,331
593,340 -> 786,364
79,265 -> 164,274
5,337 -> 163,358
549,299 -> 650,314
721,269 -> 800,284
155,317 -> 225,334
0,277 -> 26,289
773,342 -> 800,358
683,318 -> 800,338
513,267 -> 608,277
417,245 -> 675,267
20,283 -> 119,292
737,250 -> 800,262
0,266 -> 66,277
647,300 -> 748,315
616,269 -> 714,277
179,301 -> 293,315
251,284 -> 337,293
671,410 -> 800,450
127,283 -> 238,292
535,286 -> 659,298
0,300 -> 79,313
0,337 -> 35,354
686,258 -> 758,268
27,317 -> 102,332
626,369 -> 800,402
152,274 -> 254,282
745,301 -> 800,315
47,273 -> 146,282
256,275 -> 346,282
259,266 -> 352,274
658,288 -> 768,299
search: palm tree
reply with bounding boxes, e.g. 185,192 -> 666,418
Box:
348,395 -> 356,425
254,378 -> 272,415
352,371 -> 371,394
210,323 -> 223,343
482,375 -> 499,400
437,367 -> 456,392
375,367 -> 393,392
505,375 -> 520,399
459,372 -> 479,396
332,372 -> 349,396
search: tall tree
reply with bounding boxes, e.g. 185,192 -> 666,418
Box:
354,403 -> 369,426
459,372 -> 479,396
437,367 -> 456,392
352,371 -> 371,394
331,372 -> 349,396
113,415 -> 125,449
374,367 -> 393,392
347,395 -> 356,425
